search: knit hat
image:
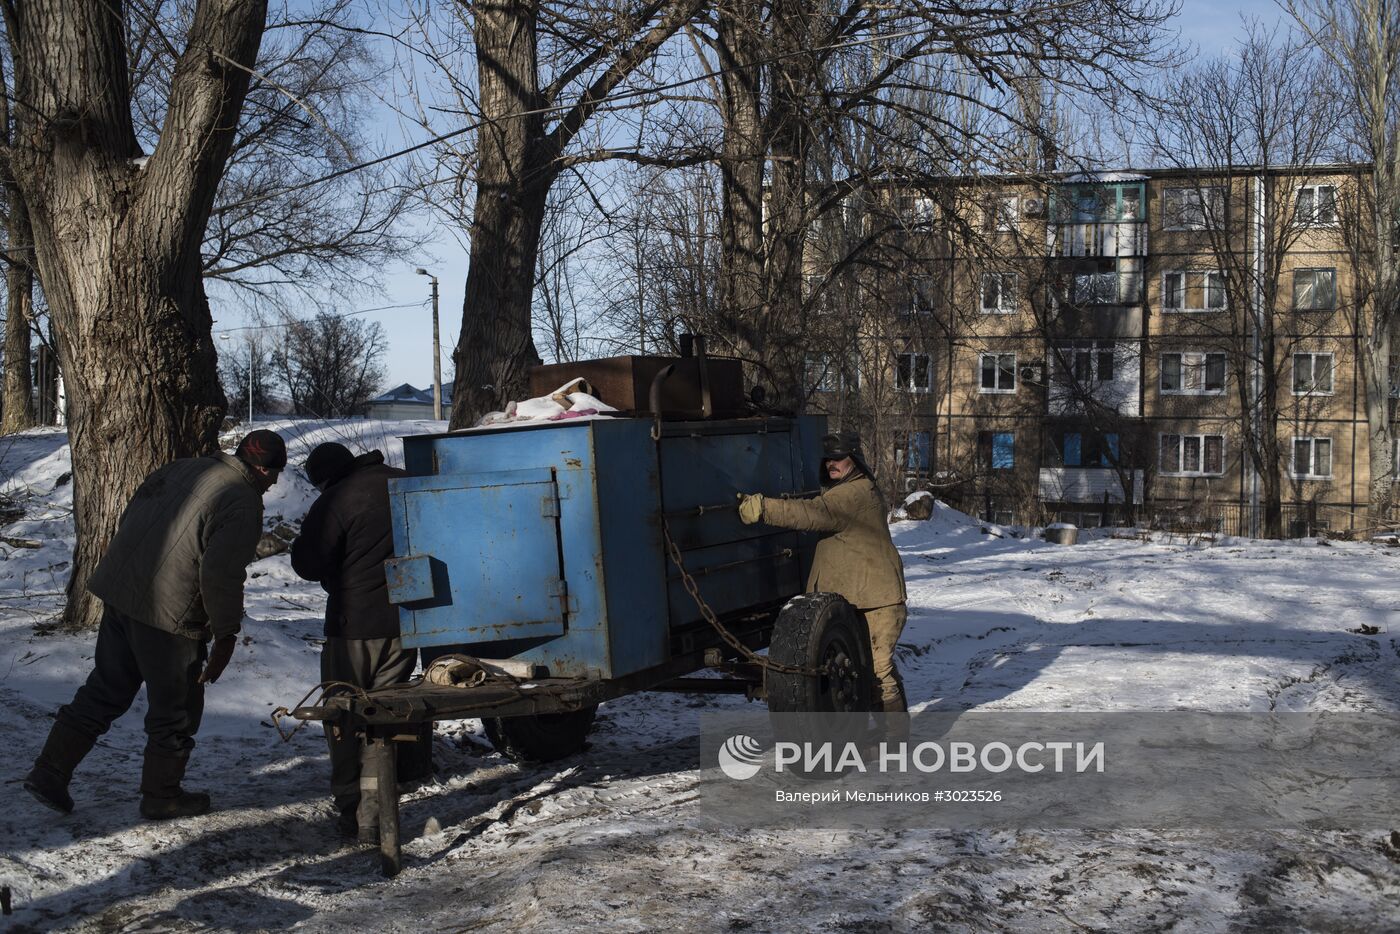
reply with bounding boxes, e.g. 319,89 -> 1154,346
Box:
235,429 -> 287,470
304,442 -> 356,489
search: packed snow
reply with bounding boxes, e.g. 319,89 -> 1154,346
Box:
0,421 -> 1397,932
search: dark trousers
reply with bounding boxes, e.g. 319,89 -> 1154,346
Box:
321,636 -> 417,819
59,604 -> 207,759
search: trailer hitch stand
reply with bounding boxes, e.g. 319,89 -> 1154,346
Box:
368,730 -> 402,877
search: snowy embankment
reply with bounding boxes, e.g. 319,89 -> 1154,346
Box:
0,422 -> 1398,932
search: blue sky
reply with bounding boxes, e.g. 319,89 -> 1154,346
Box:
216,0 -> 1290,392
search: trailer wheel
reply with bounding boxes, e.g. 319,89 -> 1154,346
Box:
484,705 -> 598,763
765,593 -> 875,713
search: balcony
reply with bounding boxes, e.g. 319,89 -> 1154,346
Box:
1049,304 -> 1144,339
1058,222 -> 1147,258
1039,467 -> 1144,505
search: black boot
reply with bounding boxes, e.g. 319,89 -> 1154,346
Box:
139,752 -> 211,820
24,719 -> 98,815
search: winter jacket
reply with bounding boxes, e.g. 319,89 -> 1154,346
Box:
291,451 -> 408,640
88,453 -> 265,641
759,474 -> 907,610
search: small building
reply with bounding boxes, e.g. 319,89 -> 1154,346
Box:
366,382 -> 452,420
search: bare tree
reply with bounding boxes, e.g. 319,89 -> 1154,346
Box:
127,0 -> 420,311
3,0 -> 267,628
1286,0 -> 1400,525
272,312 -> 386,417
1140,24 -> 1343,537
697,0 -> 1176,411
404,0 -> 709,427
218,334 -> 277,419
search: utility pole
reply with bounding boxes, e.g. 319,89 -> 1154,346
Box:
416,268 -> 443,421
219,332 -> 255,423
247,335 -> 256,423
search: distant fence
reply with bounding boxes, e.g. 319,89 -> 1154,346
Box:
945,492 -> 1397,540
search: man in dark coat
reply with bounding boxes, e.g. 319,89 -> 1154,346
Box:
738,431 -> 909,712
23,429 -> 286,820
291,442 -> 418,842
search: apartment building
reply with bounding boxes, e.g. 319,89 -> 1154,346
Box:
806,165 -> 1380,535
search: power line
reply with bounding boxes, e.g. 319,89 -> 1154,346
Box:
216,21 -> 948,213
214,300 -> 428,335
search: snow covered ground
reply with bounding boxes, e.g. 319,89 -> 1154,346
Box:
1,421 -> 1398,932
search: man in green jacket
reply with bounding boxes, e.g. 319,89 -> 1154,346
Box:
23,429 -> 285,820
738,431 -> 909,712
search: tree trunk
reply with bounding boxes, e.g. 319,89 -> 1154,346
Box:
2,193 -> 35,433
1360,324 -> 1395,525
1257,317 -> 1285,538
450,0 -> 551,429
7,0 -> 267,628
758,0 -> 815,412
0,48 -> 34,434
1361,159 -> 1398,525
716,0 -> 766,385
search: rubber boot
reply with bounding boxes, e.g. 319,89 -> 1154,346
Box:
23,719 -> 98,814
881,681 -> 910,747
138,752 -> 211,820
882,684 -> 908,714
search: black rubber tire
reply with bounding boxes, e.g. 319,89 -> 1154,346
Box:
483,705 -> 598,763
764,592 -> 875,713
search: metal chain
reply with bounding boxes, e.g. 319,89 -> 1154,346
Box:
660,515 -> 823,677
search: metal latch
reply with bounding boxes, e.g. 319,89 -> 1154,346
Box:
546,578 -> 577,615
384,555 -> 435,604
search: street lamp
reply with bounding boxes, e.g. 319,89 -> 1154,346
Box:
218,332 -> 254,423
415,267 -> 443,422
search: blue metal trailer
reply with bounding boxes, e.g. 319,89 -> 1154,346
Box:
288,400 -> 879,874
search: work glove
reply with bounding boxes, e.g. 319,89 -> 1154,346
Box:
199,634 -> 237,685
737,493 -> 765,525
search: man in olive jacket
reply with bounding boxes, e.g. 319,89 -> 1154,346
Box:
738,431 -> 909,712
23,429 -> 285,820
291,442 -> 417,842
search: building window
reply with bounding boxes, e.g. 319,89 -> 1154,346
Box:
805,353 -> 854,393
1060,431 -> 1120,467
1059,510 -> 1103,529
979,430 -> 1015,469
1072,261 -> 1122,304
897,352 -> 933,392
1057,341 -> 1118,386
1162,270 -> 1226,312
980,273 -> 1016,314
1160,433 -> 1225,476
1295,184 -> 1338,226
802,274 -> 834,315
978,353 -> 1016,393
901,276 -> 936,316
984,194 -> 1019,231
1292,353 -> 1335,395
1160,352 -> 1226,395
1293,268 -> 1337,311
1291,437 -> 1333,479
1162,186 -> 1224,230
901,196 -> 937,223
898,430 -> 932,472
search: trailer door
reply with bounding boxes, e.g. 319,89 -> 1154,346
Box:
386,467 -> 568,648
